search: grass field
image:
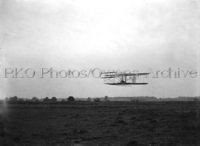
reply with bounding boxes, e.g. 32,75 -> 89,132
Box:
0,101 -> 200,146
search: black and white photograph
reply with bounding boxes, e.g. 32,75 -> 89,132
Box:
0,0 -> 200,145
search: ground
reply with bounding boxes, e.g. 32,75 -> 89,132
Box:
0,101 -> 200,146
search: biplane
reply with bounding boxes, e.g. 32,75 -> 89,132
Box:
101,71 -> 150,85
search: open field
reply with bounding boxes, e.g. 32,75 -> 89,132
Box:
0,101 -> 200,146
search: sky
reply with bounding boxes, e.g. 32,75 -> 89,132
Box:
0,0 -> 200,98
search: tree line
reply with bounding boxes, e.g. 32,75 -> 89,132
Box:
4,96 -> 108,104
5,96 -> 76,104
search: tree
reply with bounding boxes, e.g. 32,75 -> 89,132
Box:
8,96 -> 18,103
104,96 -> 109,101
51,97 -> 57,102
31,97 -> 39,102
94,98 -> 100,102
43,97 -> 50,103
87,97 -> 91,102
68,96 -> 75,102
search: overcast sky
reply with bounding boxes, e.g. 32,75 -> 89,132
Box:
0,0 -> 200,98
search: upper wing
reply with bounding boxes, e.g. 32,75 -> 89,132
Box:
101,72 -> 150,78
117,73 -> 150,76
101,71 -> 117,78
101,71 -> 117,74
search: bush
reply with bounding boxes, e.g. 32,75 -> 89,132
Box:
94,98 -> 100,102
51,97 -> 57,102
68,96 -> 75,102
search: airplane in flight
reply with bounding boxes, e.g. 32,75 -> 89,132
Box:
101,71 -> 150,85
